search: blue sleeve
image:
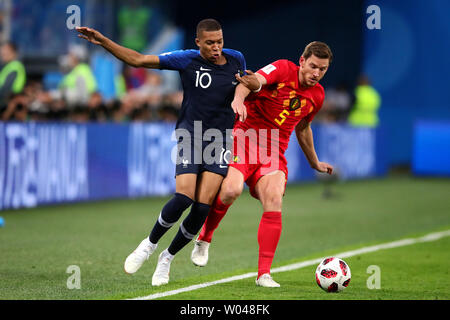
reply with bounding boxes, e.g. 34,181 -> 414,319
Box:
223,49 -> 247,73
158,49 -> 198,71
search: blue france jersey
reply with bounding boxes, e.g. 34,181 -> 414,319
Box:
158,49 -> 246,133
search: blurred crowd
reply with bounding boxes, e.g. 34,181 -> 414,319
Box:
0,41 -> 183,124
317,75 -> 381,128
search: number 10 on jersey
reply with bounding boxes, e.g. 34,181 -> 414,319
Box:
195,71 -> 212,89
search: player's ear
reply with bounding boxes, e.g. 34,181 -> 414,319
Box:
299,56 -> 305,66
195,37 -> 201,48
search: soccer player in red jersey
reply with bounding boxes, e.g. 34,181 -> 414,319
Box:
191,41 -> 334,287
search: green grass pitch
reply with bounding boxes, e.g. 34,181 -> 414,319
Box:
0,174 -> 449,300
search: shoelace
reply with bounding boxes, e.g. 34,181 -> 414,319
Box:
196,243 -> 207,253
260,275 -> 273,281
154,258 -> 171,275
134,246 -> 150,261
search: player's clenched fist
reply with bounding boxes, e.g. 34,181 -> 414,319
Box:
236,70 -> 261,92
314,161 -> 334,175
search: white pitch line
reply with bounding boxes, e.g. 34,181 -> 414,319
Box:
130,229 -> 450,300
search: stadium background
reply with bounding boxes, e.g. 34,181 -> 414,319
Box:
0,0 -> 449,302
1,0 -> 448,209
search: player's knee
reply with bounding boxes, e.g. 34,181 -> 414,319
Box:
261,192 -> 283,211
220,183 -> 242,203
175,176 -> 196,199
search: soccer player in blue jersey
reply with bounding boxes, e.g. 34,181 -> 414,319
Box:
77,19 -> 247,286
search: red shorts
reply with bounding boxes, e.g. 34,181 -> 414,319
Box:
230,127 -> 288,199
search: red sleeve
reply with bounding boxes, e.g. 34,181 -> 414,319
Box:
304,85 -> 325,123
256,60 -> 289,85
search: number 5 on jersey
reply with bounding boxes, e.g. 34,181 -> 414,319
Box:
195,71 -> 212,89
275,110 -> 290,126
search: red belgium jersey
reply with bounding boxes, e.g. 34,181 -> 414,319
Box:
234,59 -> 325,154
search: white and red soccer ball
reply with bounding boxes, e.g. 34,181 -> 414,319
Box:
315,257 -> 351,292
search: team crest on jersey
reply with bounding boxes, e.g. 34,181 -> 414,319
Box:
289,97 -> 301,110
290,98 -> 307,113
233,155 -> 241,163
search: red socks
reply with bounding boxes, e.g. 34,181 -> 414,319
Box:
257,211 -> 282,278
199,199 -> 282,279
198,195 -> 231,243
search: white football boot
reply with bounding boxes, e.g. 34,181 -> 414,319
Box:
255,273 -> 280,287
152,249 -> 174,286
124,238 -> 157,274
191,240 -> 210,267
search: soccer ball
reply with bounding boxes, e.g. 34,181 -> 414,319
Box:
315,257 -> 351,292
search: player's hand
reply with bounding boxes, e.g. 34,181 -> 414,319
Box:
76,27 -> 104,45
236,70 -> 261,92
231,99 -> 247,122
314,162 -> 333,175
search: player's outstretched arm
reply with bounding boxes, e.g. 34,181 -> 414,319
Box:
76,27 -> 160,69
295,119 -> 333,174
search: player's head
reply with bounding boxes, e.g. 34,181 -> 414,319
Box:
299,41 -> 333,87
0,41 -> 18,63
195,18 -> 224,64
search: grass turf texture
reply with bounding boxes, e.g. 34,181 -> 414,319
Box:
0,174 -> 449,300
164,236 -> 450,300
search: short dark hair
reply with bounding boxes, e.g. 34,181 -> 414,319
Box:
302,41 -> 333,64
196,19 -> 222,37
